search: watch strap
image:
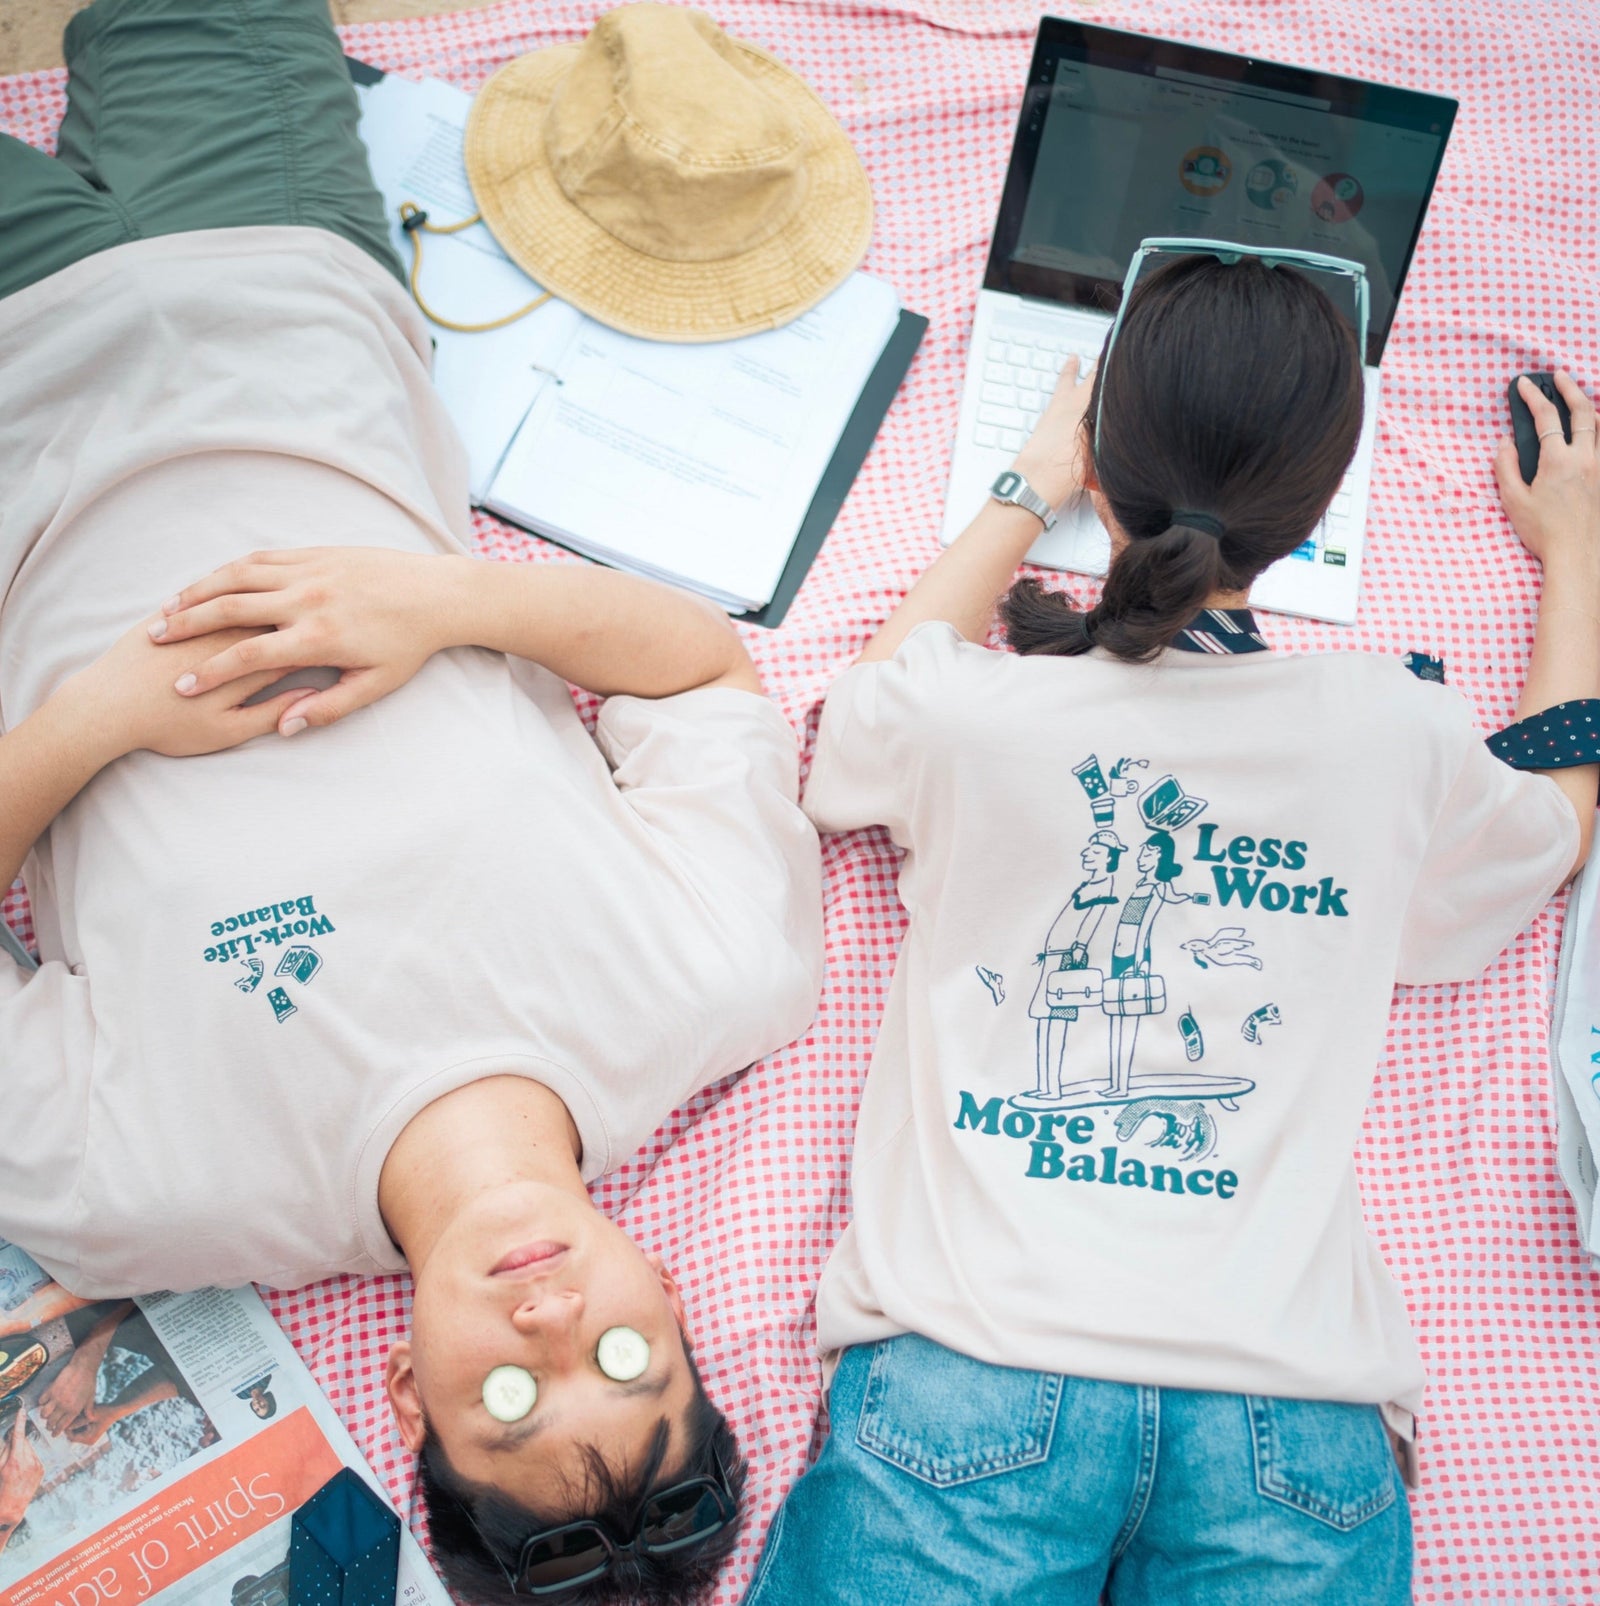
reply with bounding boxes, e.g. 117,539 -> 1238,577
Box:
990,468 -> 1057,530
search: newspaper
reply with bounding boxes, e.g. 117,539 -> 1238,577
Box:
1551,861 -> 1600,1262
0,1240 -> 445,1605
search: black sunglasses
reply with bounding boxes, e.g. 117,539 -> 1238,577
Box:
476,1445 -> 738,1597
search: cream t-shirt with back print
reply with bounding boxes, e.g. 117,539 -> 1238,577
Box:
803,621 -> 1576,1420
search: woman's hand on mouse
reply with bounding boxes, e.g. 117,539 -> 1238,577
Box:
1014,352 -> 1098,510
1495,370 -> 1599,575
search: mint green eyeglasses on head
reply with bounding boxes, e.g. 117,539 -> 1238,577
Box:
1093,236 -> 1370,444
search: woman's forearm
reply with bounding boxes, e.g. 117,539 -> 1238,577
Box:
1516,553 -> 1600,869
857,500 -> 1052,665
857,357 -> 1094,665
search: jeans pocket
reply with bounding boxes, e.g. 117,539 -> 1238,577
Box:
1247,1395 -> 1399,1532
854,1333 -> 1060,1488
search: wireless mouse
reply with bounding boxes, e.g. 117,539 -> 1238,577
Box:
1508,372 -> 1572,484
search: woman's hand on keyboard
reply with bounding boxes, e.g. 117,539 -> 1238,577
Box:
1014,353 -> 1097,509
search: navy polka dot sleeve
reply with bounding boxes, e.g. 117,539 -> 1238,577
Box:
1486,699 -> 1600,770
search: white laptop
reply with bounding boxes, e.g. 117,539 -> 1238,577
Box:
940,19 -> 1456,624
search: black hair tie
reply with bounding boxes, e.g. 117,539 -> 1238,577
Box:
1171,510 -> 1225,539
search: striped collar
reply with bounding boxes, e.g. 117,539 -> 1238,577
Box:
1171,608 -> 1270,655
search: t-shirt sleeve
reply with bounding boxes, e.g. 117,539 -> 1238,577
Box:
0,957 -> 96,1279
803,621 -> 965,840
593,683 -> 823,1019
1397,706 -> 1580,985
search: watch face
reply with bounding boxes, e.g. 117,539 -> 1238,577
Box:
991,470 -> 1022,498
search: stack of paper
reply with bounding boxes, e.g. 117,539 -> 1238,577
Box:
355,73 -> 903,613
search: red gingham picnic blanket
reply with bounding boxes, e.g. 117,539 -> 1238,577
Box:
4,1 -> 1599,1599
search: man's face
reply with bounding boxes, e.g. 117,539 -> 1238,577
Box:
386,1183 -> 698,1511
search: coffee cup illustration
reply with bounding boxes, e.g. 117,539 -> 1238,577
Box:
1072,755 -> 1117,826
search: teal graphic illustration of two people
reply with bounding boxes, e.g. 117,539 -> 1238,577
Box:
1010,754 -> 1257,1161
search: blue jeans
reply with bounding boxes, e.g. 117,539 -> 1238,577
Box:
743,1334 -> 1412,1606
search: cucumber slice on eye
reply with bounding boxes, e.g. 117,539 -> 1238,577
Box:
482,1365 -> 538,1423
596,1326 -> 650,1382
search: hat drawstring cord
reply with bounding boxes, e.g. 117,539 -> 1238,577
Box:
398,201 -> 554,333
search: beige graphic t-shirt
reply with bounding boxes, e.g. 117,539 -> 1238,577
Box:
804,621 -> 1577,1417
0,228 -> 821,1296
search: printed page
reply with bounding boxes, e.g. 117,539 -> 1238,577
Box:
354,72 -> 580,501
0,1260 -> 443,1604
486,272 -> 902,609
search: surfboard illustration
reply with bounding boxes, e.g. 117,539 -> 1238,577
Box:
1009,1072 -> 1254,1114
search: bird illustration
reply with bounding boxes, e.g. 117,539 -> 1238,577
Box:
1180,927 -> 1263,970
975,966 -> 1006,1005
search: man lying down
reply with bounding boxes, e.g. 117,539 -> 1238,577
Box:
0,1 -> 822,1600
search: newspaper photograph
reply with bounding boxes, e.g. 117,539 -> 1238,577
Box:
0,1240 -> 444,1605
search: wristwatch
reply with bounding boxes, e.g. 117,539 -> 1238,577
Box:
989,468 -> 1057,530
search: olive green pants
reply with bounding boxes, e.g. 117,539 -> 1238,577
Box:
0,0 -> 402,300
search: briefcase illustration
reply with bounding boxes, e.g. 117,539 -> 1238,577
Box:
1101,973 -> 1167,1017
1045,967 -> 1104,1009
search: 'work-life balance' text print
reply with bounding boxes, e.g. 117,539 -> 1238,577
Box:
201,894 -> 334,1025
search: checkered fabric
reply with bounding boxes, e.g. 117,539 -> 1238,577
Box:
5,1 -> 1600,1600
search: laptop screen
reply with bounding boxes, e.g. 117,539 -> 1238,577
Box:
984,20 -> 1456,365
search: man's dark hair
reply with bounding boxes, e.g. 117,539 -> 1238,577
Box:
416,1353 -> 745,1605
1001,252 -> 1365,662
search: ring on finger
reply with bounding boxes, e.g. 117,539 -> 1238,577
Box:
1539,427 -> 1565,441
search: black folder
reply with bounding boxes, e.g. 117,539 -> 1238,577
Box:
347,57 -> 926,629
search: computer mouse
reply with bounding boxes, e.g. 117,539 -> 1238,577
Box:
1508,372 -> 1573,484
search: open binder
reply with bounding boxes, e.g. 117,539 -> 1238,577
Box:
349,59 -> 926,627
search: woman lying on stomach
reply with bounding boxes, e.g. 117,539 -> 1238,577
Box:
743,251 -> 1598,1605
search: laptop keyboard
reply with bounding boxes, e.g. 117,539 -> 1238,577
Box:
975,319 -> 1360,567
973,325 -> 1101,454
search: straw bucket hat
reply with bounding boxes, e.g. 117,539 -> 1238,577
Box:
463,4 -> 874,342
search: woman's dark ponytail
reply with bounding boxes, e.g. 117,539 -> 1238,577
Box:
1001,254 -> 1365,662
1003,520 -> 1224,659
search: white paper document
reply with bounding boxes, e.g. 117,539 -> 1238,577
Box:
356,70 -> 902,611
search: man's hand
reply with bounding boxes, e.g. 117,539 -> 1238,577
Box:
0,1282 -> 94,1341
0,627 -> 308,900
0,1411 -> 43,1534
38,1354 -> 98,1435
149,549 -> 450,733
70,619 -> 310,760
63,1404 -> 114,1446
